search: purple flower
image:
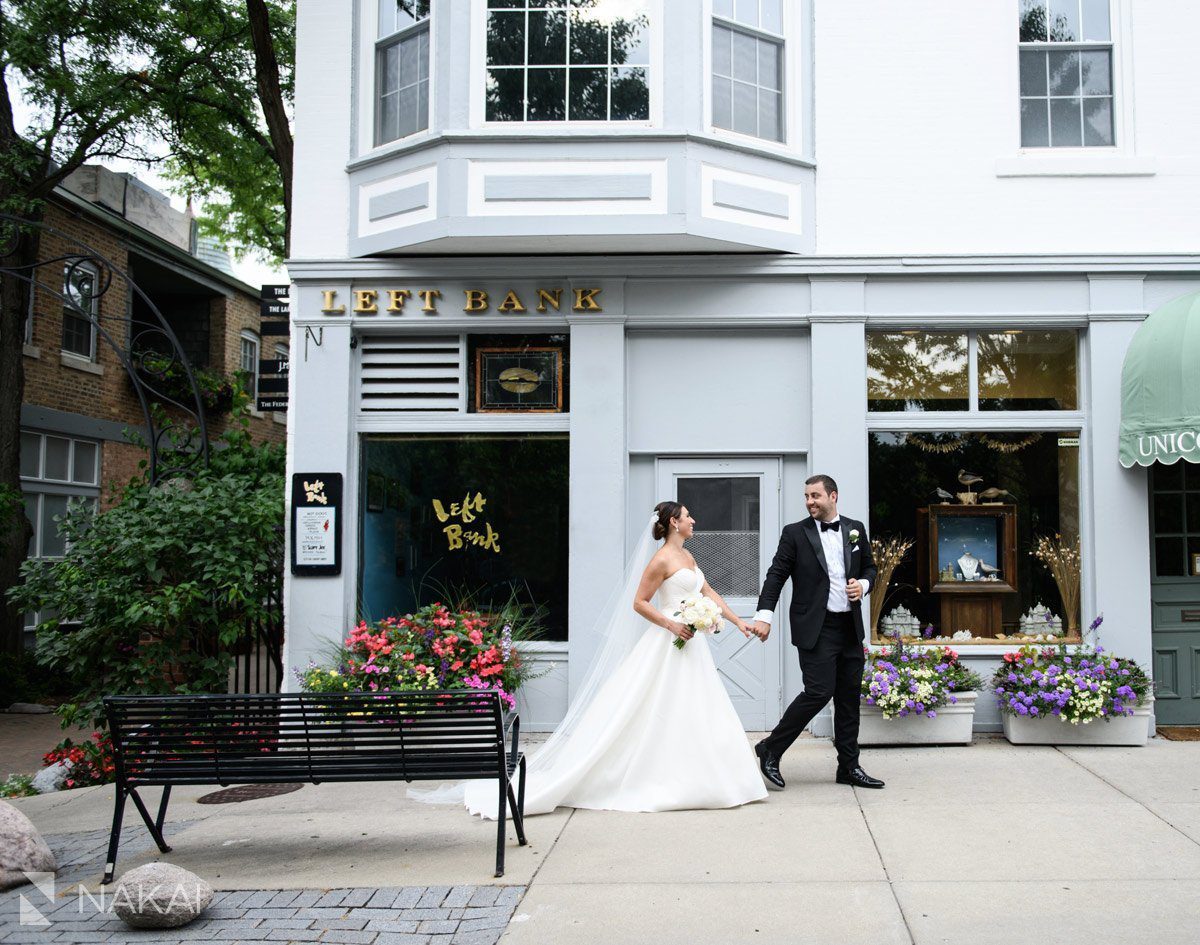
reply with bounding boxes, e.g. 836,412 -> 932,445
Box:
1089,614 -> 1104,632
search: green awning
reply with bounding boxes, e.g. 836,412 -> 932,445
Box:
1120,290 -> 1200,468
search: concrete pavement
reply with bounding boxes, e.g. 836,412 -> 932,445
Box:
3,733 -> 1199,944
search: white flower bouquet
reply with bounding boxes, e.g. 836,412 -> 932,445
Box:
671,595 -> 724,650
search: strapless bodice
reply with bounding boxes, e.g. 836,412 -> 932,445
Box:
658,567 -> 704,614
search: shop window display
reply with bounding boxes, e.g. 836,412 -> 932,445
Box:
868,430 -> 1081,643
359,434 -> 569,640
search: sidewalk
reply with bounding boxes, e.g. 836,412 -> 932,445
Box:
3,733 -> 1199,944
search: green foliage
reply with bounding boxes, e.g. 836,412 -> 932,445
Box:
0,483 -> 22,532
0,647 -> 73,704
0,774 -> 36,798
7,405 -> 284,730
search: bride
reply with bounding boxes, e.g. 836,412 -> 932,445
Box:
432,500 -> 769,818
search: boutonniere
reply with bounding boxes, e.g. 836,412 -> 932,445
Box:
848,528 -> 861,551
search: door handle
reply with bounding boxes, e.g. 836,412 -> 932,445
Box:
1182,609 -> 1200,623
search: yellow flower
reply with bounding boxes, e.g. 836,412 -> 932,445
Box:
329,670 -> 340,677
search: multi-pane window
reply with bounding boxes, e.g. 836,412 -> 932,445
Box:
240,330 -> 260,400
485,0 -> 650,123
19,431 -> 100,644
1019,0 -> 1114,147
62,262 -> 98,359
376,0 -> 430,145
1151,463 -> 1200,579
868,330 -> 1079,412
711,0 -> 783,142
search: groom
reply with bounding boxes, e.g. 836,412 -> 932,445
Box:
751,474 -> 885,790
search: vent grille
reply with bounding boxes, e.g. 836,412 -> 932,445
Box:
360,335 -> 462,413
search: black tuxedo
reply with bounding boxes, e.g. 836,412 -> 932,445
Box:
756,516 -> 878,770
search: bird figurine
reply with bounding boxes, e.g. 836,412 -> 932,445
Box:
957,469 -> 984,488
978,487 -> 1012,503
932,487 -> 955,503
978,561 -> 1002,576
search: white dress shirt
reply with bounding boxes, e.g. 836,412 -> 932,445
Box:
755,518 -> 870,625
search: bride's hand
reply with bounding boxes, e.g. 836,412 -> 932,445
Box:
734,619 -> 753,639
665,620 -> 693,642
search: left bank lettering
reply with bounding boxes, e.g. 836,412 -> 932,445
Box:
431,492 -> 500,554
320,286 -> 602,316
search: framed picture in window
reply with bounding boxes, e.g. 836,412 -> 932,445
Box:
475,346 -> 564,413
1192,552 -> 1200,577
919,504 -> 1018,594
366,472 -> 386,512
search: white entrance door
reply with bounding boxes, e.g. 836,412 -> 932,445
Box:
656,458 -> 782,730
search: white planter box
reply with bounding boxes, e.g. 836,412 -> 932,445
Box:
1001,697 -> 1154,747
859,691 -> 978,746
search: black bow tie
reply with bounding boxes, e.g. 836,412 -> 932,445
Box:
819,521 -> 839,532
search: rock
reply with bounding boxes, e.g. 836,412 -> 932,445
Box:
112,863 -> 212,929
31,760 -> 71,795
0,800 -> 57,890
6,703 -> 52,714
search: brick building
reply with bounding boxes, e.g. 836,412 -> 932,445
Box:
18,165 -> 286,645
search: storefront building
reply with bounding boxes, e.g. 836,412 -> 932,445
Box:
284,1 -> 1200,730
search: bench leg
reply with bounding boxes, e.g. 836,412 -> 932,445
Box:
514,756 -> 528,847
495,776 -> 507,878
155,785 -> 172,835
128,787 -> 172,854
102,783 -> 127,885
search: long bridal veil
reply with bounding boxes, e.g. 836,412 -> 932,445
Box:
409,513 -> 660,808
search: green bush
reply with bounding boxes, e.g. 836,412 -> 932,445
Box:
7,406 -> 284,731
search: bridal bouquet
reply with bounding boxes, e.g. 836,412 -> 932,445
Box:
672,595 -> 723,650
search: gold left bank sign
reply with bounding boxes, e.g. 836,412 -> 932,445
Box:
321,287 -> 601,315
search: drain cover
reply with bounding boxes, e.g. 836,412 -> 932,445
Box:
197,783 -> 304,804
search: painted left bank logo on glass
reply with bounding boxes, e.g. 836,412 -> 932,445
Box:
432,492 -> 501,553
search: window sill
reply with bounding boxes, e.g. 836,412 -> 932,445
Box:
516,640 -> 569,656
23,344 -> 40,359
60,352 -> 103,375
995,153 -> 1157,178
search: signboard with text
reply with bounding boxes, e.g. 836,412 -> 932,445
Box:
291,473 -> 342,576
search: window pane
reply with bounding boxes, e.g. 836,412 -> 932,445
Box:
529,10 -> 567,65
978,330 -> 1078,410
677,477 -> 761,597
487,11 -> 525,66
867,333 -> 969,412
760,0 -> 782,33
381,44 -> 399,94
45,436 -> 70,481
1155,493 -> 1184,534
1154,462 -> 1184,491
359,434 -> 570,641
1019,0 -> 1047,41
731,30 -> 756,83
380,0 -> 429,36
732,80 -> 757,135
569,67 -> 607,119
1019,50 -> 1047,96
20,432 -> 40,479
1157,537 -> 1186,577
616,13 -> 649,66
62,313 -> 92,357
399,34 -> 419,86
1187,494 -> 1200,534
1083,97 -> 1113,146
1050,96 -> 1082,146
417,79 -> 430,129
1048,0 -> 1079,40
398,85 -> 419,137
610,66 -> 649,120
1048,50 -> 1080,96
1080,50 -> 1110,95
527,68 -> 566,120
713,0 -> 734,17
712,75 -> 732,128
569,9 -> 608,64
1080,0 -> 1110,41
22,493 -> 37,556
734,0 -> 757,27
713,23 -> 732,77
380,92 -> 399,142
758,38 -> 780,90
486,69 -> 526,120
73,441 -> 98,485
1021,98 -> 1050,147
758,89 -> 781,142
40,494 -> 69,558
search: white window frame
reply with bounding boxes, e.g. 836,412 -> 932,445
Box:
374,0 -> 432,147
468,0 -> 664,130
704,0 -> 799,153
357,0 -> 436,157
240,329 -> 261,402
61,261 -> 99,362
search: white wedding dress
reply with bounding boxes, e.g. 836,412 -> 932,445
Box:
461,566 -> 768,818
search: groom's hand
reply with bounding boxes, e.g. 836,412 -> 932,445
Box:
753,620 -> 771,641
847,579 -> 864,602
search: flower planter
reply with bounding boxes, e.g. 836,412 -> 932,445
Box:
1001,696 -> 1153,746
859,691 -> 978,746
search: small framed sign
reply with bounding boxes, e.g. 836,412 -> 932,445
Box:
475,346 -> 563,412
291,473 -> 342,576
1192,552 -> 1200,577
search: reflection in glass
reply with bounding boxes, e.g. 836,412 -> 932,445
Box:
978,330 -> 1078,411
45,437 -> 70,481
1082,97 -> 1113,146
40,495 -> 69,558
1080,0 -> 1111,41
867,333 -> 969,412
73,441 -> 98,485
1020,98 -> 1049,147
377,22 -> 430,144
1019,50 -> 1047,96
1050,96 -> 1083,146
677,477 -> 761,598
1048,50 -> 1080,96
1047,0 -> 1079,41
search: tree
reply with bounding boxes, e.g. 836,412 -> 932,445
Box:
0,0 -> 295,654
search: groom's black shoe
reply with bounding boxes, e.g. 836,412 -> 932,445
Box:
755,740 -> 785,789
836,765 -> 885,789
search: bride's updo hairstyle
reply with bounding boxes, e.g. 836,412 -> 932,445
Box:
653,501 -> 684,541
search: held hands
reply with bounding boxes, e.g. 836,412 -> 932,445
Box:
752,620 -> 771,641
846,578 -> 864,602
734,618 -> 754,639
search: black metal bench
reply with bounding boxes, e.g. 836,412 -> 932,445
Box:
102,690 -> 526,884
